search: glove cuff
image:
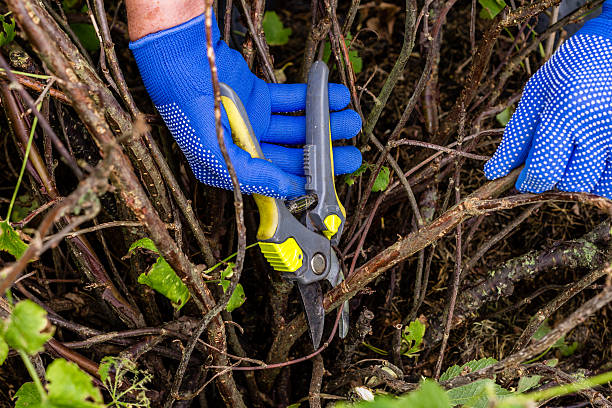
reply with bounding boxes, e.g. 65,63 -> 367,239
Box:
129,12 -> 221,105
579,1 -> 612,39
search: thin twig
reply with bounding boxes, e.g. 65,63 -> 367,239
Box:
513,263 -> 611,352
308,355 -> 324,408
390,139 -> 490,161
56,221 -> 142,239
165,5 -> 246,407
442,277 -> 612,389
0,54 -> 83,179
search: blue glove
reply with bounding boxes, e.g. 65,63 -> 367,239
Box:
484,1 -> 612,198
130,13 -> 362,199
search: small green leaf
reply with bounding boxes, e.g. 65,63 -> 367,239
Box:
0,337 -> 7,365
344,163 -> 369,186
3,300 -> 54,355
401,319 -> 426,357
496,106 -> 514,126
62,0 -> 82,12
138,257 -> 190,310
0,16 -> 16,47
323,33 -> 363,74
98,356 -> 152,408
560,341 -> 579,356
14,382 -> 42,408
348,49 -> 363,74
69,24 -> 100,52
131,238 -> 190,310
98,357 -> 112,383
128,237 -> 159,255
221,263 -> 234,280
440,357 -> 498,382
517,375 -> 541,393
0,220 -> 28,260
532,320 -> 551,340
226,284 -> 246,312
336,379 -> 450,408
479,0 -> 507,19
447,378 -> 511,408
47,359 -> 103,407
545,358 -> 559,367
10,194 -> 40,223
218,263 -> 246,312
372,166 -> 390,192
402,379 -> 451,408
262,11 -> 292,46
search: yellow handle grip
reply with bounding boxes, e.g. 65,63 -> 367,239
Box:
220,94 -> 279,241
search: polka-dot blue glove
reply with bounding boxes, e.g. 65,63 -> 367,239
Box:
484,1 -> 612,198
130,13 -> 362,199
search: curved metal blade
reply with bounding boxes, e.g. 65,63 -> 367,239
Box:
326,251 -> 349,338
298,282 -> 325,348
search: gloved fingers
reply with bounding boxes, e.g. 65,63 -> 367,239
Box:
514,119 -> 574,193
483,78 -> 547,180
261,143 -> 362,176
262,110 -> 362,144
268,83 -> 351,113
219,143 -> 308,198
592,151 -> 612,199
556,138 -> 607,193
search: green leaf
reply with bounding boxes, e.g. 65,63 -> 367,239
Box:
128,237 -> 159,255
10,194 -> 40,223
69,24 -> 100,52
517,375 -> 541,393
3,300 -> 54,355
531,319 -> 578,356
401,319 -> 426,357
401,379 -> 451,408
447,378 -> 511,408
345,163 -> 369,186
545,358 -> 558,367
46,359 -> 103,407
479,0 -> 506,19
440,357 -> 498,382
130,238 -> 190,310
14,382 -> 42,408
560,341 -> 579,357
336,379 -> 450,408
221,263 -> 234,280
262,11 -> 292,46
98,356 -> 152,408
0,337 -> 7,365
62,0 -> 82,12
372,166 -> 390,192
495,106 -> 514,126
0,16 -> 16,47
138,257 -> 190,310
226,284 -> 245,312
348,49 -> 363,74
218,264 -> 246,312
0,220 -> 28,260
98,357 -> 112,383
323,33 -> 363,74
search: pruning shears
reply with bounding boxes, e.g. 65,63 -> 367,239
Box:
220,61 -> 349,348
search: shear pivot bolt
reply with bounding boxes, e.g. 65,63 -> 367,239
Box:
311,253 -> 326,275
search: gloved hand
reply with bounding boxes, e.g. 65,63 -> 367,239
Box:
130,12 -> 362,199
484,1 -> 612,198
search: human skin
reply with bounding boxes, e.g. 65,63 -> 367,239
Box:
125,0 -> 206,41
